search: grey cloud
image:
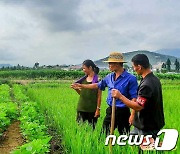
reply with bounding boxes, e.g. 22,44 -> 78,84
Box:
30,0 -> 84,32
1,0 -> 84,32
0,0 -> 180,66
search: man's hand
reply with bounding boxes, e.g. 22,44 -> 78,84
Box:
111,89 -> 123,99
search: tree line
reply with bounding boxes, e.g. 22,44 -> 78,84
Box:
161,58 -> 180,72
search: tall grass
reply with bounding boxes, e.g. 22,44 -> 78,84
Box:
26,80 -> 180,154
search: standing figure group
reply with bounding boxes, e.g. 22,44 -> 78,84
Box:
71,52 -> 165,150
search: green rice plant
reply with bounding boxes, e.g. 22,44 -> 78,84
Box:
26,83 -> 135,153
26,80 -> 180,154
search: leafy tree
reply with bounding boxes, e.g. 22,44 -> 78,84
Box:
161,62 -> 167,73
17,64 -> 21,70
161,63 -> 166,69
166,58 -> 171,72
12,66 -> 17,70
33,62 -> 40,69
174,59 -> 180,72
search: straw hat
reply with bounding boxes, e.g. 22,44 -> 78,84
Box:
103,52 -> 126,63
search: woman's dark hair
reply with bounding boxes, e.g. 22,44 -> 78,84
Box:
131,54 -> 150,69
83,59 -> 99,74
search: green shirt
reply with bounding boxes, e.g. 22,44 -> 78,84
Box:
77,80 -> 98,112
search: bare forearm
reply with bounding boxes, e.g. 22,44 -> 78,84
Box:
94,90 -> 102,118
97,90 -> 102,108
119,96 -> 142,111
131,109 -> 135,115
111,89 -> 142,111
130,98 -> 136,114
82,83 -> 98,89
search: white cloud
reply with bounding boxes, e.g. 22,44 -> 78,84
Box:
0,0 -> 180,66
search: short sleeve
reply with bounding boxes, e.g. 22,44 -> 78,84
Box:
128,76 -> 138,99
137,85 -> 152,107
98,76 -> 108,91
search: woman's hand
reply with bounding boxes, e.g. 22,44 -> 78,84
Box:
71,83 -> 81,94
94,108 -> 100,118
71,83 -> 81,90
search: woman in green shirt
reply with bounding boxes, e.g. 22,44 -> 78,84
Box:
71,60 -> 102,129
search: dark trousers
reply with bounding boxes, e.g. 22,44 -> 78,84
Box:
130,127 -> 160,139
77,111 -> 97,129
102,106 -> 130,135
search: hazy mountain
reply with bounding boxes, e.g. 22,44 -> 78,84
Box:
154,49 -> 180,58
94,50 -> 180,69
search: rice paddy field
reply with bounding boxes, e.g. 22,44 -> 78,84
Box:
23,79 -> 179,154
0,78 -> 179,153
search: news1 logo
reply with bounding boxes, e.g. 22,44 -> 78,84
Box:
105,129 -> 178,151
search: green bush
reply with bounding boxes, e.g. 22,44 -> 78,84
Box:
0,102 -> 18,135
0,69 -> 179,80
12,84 -> 51,153
12,137 -> 51,154
0,84 -> 18,136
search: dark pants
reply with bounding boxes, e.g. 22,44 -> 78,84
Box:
102,106 -> 130,135
77,111 -> 97,129
130,127 -> 160,139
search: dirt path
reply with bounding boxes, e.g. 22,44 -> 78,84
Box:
0,121 -> 24,154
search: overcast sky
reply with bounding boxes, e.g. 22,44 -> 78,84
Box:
0,0 -> 180,66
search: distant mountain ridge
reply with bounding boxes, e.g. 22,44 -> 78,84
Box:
154,49 -> 180,58
94,50 -> 180,69
0,64 -> 12,68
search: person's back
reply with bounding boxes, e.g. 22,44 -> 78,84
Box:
133,72 -> 165,130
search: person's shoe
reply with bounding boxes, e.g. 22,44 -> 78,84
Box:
140,137 -> 155,151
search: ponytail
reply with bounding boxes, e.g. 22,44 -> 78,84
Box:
94,66 -> 99,74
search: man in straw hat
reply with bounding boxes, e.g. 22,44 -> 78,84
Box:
111,54 -> 165,150
72,52 -> 138,135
